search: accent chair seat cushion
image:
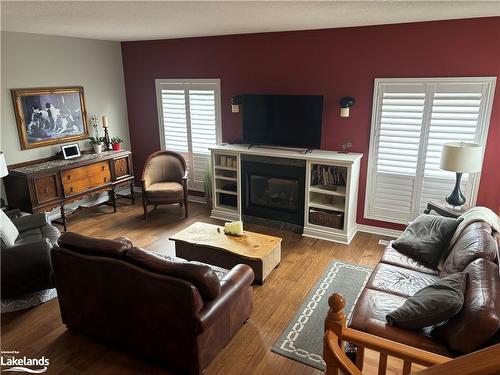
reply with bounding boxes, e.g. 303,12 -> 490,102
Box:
146,182 -> 184,200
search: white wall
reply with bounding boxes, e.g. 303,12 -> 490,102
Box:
1,31 -> 130,165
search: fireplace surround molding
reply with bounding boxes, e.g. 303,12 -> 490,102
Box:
209,144 -> 362,244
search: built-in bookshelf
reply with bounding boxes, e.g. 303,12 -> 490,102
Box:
307,163 -> 348,230
212,152 -> 239,216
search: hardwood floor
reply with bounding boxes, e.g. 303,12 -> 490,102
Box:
1,198 -> 409,375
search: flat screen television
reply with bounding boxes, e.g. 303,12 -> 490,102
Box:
242,94 -> 324,149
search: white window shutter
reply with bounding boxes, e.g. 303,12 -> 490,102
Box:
365,78 -> 495,224
156,80 -> 221,191
366,83 -> 427,223
189,89 -> 218,190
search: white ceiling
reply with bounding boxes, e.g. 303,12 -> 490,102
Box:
1,1 -> 499,42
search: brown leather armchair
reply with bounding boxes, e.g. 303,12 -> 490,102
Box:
51,232 -> 254,375
141,150 -> 188,220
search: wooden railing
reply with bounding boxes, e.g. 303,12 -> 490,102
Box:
323,293 -> 500,375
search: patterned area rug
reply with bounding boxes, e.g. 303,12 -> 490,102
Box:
272,260 -> 372,370
1,288 -> 57,313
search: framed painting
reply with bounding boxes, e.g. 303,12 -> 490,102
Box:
11,86 -> 89,150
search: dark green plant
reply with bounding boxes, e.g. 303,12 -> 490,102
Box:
110,137 -> 123,145
88,136 -> 104,145
204,158 -> 213,199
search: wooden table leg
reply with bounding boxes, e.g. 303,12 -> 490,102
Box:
60,204 -> 68,232
109,188 -> 117,213
130,181 -> 136,205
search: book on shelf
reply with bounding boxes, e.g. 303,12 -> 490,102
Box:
311,165 -> 347,188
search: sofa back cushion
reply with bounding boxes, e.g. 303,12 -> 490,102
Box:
441,222 -> 498,277
125,247 -> 221,301
433,258 -> 500,353
393,214 -> 460,267
57,232 -> 132,258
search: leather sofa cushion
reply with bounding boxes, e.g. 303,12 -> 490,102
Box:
380,243 -> 439,275
366,263 -> 440,298
393,214 -> 460,267
125,247 -> 221,301
386,272 -> 466,329
441,222 -> 498,277
433,258 -> 500,353
16,224 -> 60,246
57,232 -> 133,258
348,288 -> 454,357
145,182 -> 183,199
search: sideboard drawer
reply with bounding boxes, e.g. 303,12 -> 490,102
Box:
62,161 -> 110,182
114,157 -> 129,178
34,175 -> 60,203
63,173 -> 112,196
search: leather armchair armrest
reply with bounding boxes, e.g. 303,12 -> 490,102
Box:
12,212 -> 49,232
2,238 -> 52,272
2,238 -> 54,297
195,264 -> 254,332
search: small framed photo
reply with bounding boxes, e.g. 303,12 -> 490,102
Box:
61,144 -> 81,160
11,86 -> 89,150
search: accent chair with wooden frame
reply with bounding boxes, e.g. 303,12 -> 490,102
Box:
141,150 -> 188,220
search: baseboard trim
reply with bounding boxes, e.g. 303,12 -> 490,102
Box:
357,224 -> 402,238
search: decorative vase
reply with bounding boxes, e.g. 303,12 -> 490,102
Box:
93,144 -> 103,154
112,143 -> 121,151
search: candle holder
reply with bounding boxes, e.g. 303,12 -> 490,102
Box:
103,127 -> 111,151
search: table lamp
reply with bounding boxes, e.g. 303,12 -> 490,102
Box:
439,142 -> 482,207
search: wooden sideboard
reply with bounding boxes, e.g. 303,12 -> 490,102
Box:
4,150 -> 135,231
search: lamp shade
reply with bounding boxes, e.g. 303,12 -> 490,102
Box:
439,142 -> 482,173
0,152 -> 8,178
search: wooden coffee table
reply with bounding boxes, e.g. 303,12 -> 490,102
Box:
170,222 -> 282,284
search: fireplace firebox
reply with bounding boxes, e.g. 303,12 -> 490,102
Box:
242,155 -> 305,229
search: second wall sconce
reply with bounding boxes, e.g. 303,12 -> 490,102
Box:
231,95 -> 242,113
340,96 -> 356,117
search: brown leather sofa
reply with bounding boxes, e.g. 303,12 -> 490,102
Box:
51,232 -> 254,375
349,221 -> 500,356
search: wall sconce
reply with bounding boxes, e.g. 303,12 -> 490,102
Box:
340,97 -> 356,117
231,95 -> 242,113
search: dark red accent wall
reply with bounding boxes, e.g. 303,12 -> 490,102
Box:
121,17 -> 500,230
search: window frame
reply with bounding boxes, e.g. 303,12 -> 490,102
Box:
155,78 -> 222,191
364,77 -> 496,224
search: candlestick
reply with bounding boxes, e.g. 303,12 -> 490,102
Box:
102,115 -> 109,128
103,127 -> 111,150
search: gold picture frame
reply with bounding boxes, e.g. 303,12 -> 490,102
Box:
11,86 -> 89,150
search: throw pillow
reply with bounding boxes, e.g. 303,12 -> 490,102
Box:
393,214 -> 460,267
0,209 -> 19,247
386,272 -> 466,330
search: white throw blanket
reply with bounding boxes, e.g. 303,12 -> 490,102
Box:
449,207 -> 500,249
